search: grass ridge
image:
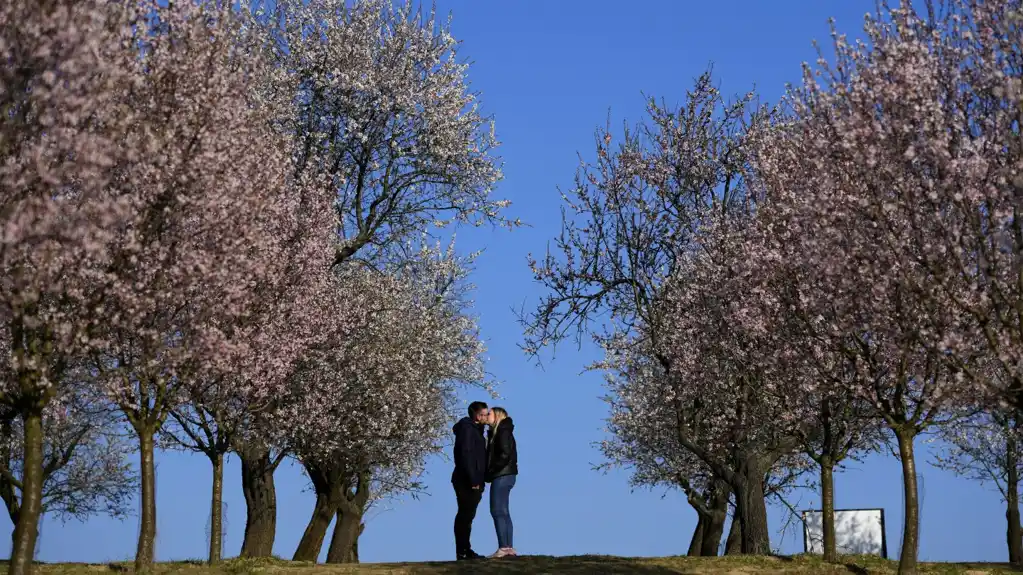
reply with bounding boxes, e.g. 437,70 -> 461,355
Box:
1,554 -> 1018,574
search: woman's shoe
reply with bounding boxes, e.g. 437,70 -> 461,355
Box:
489,548 -> 514,559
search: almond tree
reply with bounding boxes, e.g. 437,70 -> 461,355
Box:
733,208 -> 885,563
630,216 -> 819,555
599,350 -> 729,557
79,3 -> 302,570
0,1 -> 146,571
523,74 -> 788,554
601,327 -> 818,556
521,72 -> 761,358
756,106 -> 962,575
287,243 -> 487,564
751,7 -> 985,570
161,170 -> 336,564
228,0 -> 509,554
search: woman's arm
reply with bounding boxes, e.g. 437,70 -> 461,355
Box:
489,428 -> 513,472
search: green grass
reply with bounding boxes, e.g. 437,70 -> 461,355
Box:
4,555 -> 1020,575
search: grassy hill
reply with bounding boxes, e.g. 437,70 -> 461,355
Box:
5,555 -> 1018,574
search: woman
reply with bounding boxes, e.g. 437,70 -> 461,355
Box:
485,406 -> 518,558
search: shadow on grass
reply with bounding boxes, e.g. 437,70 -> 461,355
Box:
955,563 -> 1023,573
415,555 -> 691,575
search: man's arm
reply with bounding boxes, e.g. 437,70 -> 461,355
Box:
455,425 -> 482,487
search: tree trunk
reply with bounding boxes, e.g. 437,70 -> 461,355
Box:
701,495 -> 728,558
1006,426 -> 1021,565
325,470 -> 371,565
325,508 -> 364,564
208,452 -> 224,564
724,514 -> 742,555
687,514 -> 706,557
239,446 -> 278,558
821,458 -> 837,562
134,428 -> 158,572
292,491 -> 338,562
293,461 -> 343,563
895,428 -> 920,575
735,466 -> 771,555
8,408 -> 44,575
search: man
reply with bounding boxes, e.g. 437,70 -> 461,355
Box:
451,401 -> 489,560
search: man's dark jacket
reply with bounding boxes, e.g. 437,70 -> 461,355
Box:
451,416 -> 486,487
486,417 -> 518,482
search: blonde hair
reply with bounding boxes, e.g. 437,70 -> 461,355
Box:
490,407 -> 508,433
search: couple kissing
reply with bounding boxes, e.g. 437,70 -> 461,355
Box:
450,401 -> 518,561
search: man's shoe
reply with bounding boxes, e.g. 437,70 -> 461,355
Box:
457,550 -> 483,561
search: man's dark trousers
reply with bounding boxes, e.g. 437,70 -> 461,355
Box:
453,482 -> 483,555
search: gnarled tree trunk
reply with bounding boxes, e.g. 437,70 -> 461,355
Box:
293,461 -> 342,562
1,412 -> 25,563
323,470 -> 372,564
292,492 -> 337,562
238,444 -> 279,558
325,508 -> 364,563
734,457 -> 771,555
325,470 -> 371,564
701,483 -> 729,557
683,479 -> 728,557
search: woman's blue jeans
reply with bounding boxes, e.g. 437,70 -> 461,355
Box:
489,474 -> 516,549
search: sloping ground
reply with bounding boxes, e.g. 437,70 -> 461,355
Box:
5,555 -> 1019,574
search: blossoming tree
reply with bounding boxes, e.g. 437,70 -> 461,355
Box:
287,243 -> 488,564
523,73 -> 795,554
223,0 -> 511,557
748,3 -> 1006,570
0,1 -> 148,571
78,3 -> 303,570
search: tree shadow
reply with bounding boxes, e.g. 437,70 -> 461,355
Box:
953,562 -> 1023,573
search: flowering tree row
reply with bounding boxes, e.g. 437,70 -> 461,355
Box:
0,1 -> 506,574
525,1 -> 1023,574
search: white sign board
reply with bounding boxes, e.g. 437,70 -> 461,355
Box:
802,508 -> 887,558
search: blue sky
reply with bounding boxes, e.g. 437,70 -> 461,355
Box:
2,0 -> 1007,565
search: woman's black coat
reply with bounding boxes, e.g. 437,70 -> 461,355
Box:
486,417 -> 518,482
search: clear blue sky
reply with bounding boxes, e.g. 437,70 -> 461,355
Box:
2,0 -> 1006,565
